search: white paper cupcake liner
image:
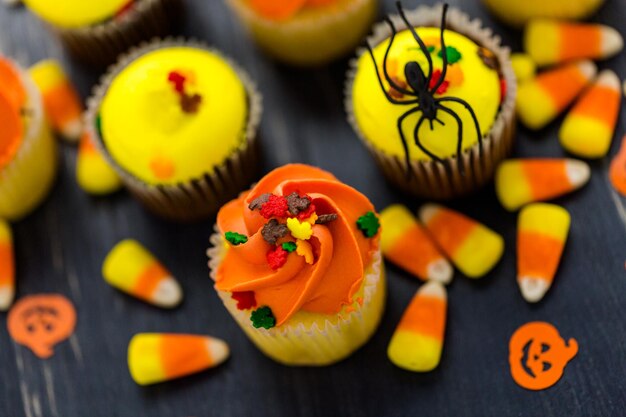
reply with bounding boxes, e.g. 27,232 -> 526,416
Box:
207,227 -> 385,366
54,0 -> 183,67
345,3 -> 517,199
0,62 -> 57,220
85,38 -> 263,222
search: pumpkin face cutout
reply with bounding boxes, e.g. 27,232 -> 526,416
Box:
509,321 -> 578,390
7,294 -> 77,359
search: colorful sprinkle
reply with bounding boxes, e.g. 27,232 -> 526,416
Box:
225,231 -> 248,246
248,193 -> 271,211
438,46 -> 462,64
281,241 -> 297,253
231,291 -> 257,310
316,213 -> 338,224
296,240 -> 314,264
261,219 -> 289,245
250,306 -> 276,329
356,211 -> 380,238
429,69 -> 450,94
267,246 -> 289,270
286,217 -> 313,240
260,194 -> 289,219
286,192 -> 312,216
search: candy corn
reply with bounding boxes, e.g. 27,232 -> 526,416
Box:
102,239 -> 182,308
76,131 -> 122,195
609,135 -> 626,197
559,70 -> 621,158
0,219 -> 15,311
495,159 -> 590,211
128,333 -> 229,385
419,204 -> 504,278
29,60 -> 82,142
524,20 -> 623,67
517,203 -> 570,303
511,53 -> 536,84
516,60 -> 596,130
379,205 -> 453,284
387,281 -> 447,372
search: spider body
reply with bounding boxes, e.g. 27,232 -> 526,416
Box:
366,2 -> 483,176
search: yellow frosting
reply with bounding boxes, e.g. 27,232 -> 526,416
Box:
100,47 -> 247,185
23,0 -> 129,28
352,28 -> 501,161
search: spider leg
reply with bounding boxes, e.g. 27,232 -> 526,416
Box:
436,96 -> 483,154
395,1 -> 433,85
436,103 -> 466,175
430,4 -> 450,95
413,115 -> 446,165
397,106 -> 422,176
366,42 -> 418,105
381,17 -> 414,96
434,118 -> 445,126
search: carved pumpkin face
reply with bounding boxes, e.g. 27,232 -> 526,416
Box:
7,294 -> 76,359
509,321 -> 578,390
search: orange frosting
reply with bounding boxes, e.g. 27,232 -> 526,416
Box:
248,0 -> 339,21
215,164 -> 379,326
0,57 -> 26,170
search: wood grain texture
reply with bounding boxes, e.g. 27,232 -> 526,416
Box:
1,1 -> 625,416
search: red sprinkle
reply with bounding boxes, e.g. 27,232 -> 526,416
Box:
429,69 -> 450,95
114,0 -> 135,19
297,203 -> 316,220
167,71 -> 186,95
260,195 -> 289,219
231,291 -> 257,310
500,78 -> 507,103
267,246 -> 289,270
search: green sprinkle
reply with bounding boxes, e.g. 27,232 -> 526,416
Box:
427,46 -> 436,53
356,211 -> 380,238
225,231 -> 248,246
95,114 -> 103,137
251,306 -> 276,329
438,46 -> 462,64
282,242 -> 297,253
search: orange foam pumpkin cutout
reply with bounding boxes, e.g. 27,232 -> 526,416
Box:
509,321 -> 578,391
7,294 -> 77,359
609,135 -> 626,196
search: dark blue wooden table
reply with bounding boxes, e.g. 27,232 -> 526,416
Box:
1,1 -> 625,416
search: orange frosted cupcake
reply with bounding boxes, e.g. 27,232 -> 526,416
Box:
208,164 -> 385,365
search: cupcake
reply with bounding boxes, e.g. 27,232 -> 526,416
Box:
481,0 -> 605,28
22,0 -> 183,67
346,3 -> 516,199
226,0 -> 378,66
208,164 -> 384,366
0,56 -> 57,221
85,39 -> 262,221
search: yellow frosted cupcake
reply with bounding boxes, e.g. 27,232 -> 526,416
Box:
226,0 -> 378,66
208,164 -> 385,366
0,56 -> 57,220
346,3 -> 516,199
22,0 -> 183,66
86,39 -> 262,221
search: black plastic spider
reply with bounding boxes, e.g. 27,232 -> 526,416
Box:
366,2 -> 482,177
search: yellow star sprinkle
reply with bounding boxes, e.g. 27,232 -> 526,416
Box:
296,240 -> 314,264
287,218 -> 313,240
304,213 -> 318,225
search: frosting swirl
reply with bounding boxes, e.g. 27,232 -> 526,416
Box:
214,164 -> 380,326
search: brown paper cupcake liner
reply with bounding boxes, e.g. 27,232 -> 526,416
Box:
345,3 -> 517,199
54,0 -> 183,67
85,38 -> 263,222
207,228 -> 385,366
0,64 -> 57,220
